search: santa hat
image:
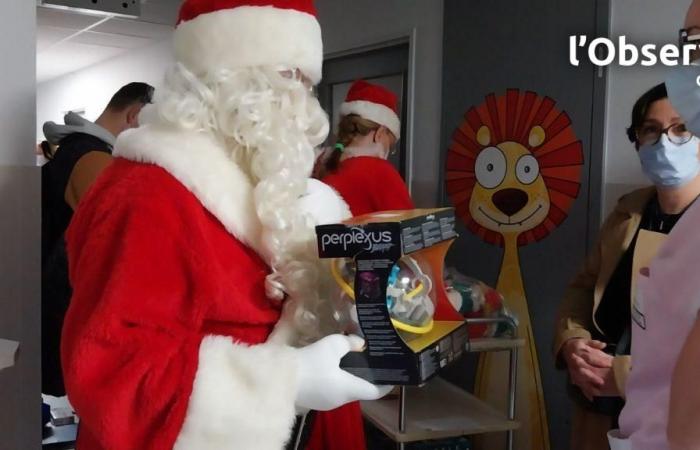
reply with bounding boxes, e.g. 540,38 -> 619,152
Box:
340,80 -> 401,138
174,0 -> 323,84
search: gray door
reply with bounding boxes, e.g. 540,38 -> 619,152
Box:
439,1 -> 608,450
318,43 -> 409,177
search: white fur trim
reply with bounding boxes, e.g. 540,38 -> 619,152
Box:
174,336 -> 299,450
114,125 -> 265,257
340,100 -> 401,138
299,179 -> 351,226
174,6 -> 323,84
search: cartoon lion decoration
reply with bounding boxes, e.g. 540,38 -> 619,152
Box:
445,89 -> 584,450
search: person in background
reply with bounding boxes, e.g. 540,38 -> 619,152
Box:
612,2 -> 700,449
41,82 -> 153,396
309,80 -> 413,450
319,80 -> 414,216
554,83 -> 700,450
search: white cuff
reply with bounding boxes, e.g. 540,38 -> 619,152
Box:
174,336 -> 299,450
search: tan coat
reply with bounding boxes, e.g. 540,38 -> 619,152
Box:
553,187 -> 655,450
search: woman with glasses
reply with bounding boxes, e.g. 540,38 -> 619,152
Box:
318,80 -> 413,216
553,82 -> 700,450
308,80 -> 413,450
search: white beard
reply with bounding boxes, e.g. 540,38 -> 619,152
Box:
152,63 -> 344,345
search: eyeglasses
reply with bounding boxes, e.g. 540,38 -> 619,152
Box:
636,123 -> 693,146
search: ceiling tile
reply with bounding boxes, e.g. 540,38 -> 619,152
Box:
69,30 -> 154,49
36,1 -> 177,83
92,17 -> 173,39
36,25 -> 76,52
37,42 -> 127,83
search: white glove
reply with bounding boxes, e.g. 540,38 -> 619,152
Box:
298,179 -> 351,226
295,334 -> 393,411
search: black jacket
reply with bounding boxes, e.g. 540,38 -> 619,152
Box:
41,132 -> 111,396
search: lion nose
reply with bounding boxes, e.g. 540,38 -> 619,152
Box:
492,188 -> 529,217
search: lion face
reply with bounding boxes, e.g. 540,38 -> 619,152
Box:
446,89 -> 584,247
469,126 -> 551,235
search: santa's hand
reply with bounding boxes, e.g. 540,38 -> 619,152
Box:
295,334 -> 393,411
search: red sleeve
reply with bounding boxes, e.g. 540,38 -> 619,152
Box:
61,178 -> 298,450
368,159 -> 415,212
62,185 -> 207,449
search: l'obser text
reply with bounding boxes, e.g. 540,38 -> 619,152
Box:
570,36 -> 699,67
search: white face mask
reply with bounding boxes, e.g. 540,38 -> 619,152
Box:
638,134 -> 700,187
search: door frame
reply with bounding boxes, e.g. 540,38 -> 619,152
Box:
586,0 -> 610,248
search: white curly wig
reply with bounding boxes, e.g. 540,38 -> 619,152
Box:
150,62 -> 334,344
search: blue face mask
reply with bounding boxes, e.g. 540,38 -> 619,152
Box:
638,134 -> 700,187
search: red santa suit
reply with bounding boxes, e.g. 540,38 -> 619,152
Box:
60,1 -> 348,447
62,126 -> 312,450
321,79 -> 413,216
322,155 -> 414,216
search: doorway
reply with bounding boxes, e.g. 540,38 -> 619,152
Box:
318,42 -> 410,178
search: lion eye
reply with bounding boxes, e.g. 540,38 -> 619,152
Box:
475,147 -> 507,189
516,154 -> 540,185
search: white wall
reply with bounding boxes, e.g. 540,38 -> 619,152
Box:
316,0 -> 444,207
36,38 -> 174,141
603,0 -> 691,217
0,1 -> 40,448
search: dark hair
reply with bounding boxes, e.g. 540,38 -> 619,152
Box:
40,141 -> 54,160
626,83 -> 668,144
323,114 -> 381,175
106,82 -> 154,112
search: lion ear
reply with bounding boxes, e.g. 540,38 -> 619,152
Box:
477,126 -> 491,146
529,126 -> 545,148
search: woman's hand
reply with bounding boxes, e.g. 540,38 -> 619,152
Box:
562,338 -> 615,400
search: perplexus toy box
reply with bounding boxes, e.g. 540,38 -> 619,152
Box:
316,208 -> 469,385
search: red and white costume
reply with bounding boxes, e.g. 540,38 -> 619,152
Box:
322,156 -> 414,216
322,80 -> 414,216
63,127 -> 312,450
60,1 -> 352,449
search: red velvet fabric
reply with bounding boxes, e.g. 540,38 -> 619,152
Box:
322,156 -> 415,216
344,80 -> 399,115
62,158 -> 280,449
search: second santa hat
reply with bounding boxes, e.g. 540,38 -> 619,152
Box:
340,80 -> 401,139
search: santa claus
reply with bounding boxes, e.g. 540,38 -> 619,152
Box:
60,1 -> 391,449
